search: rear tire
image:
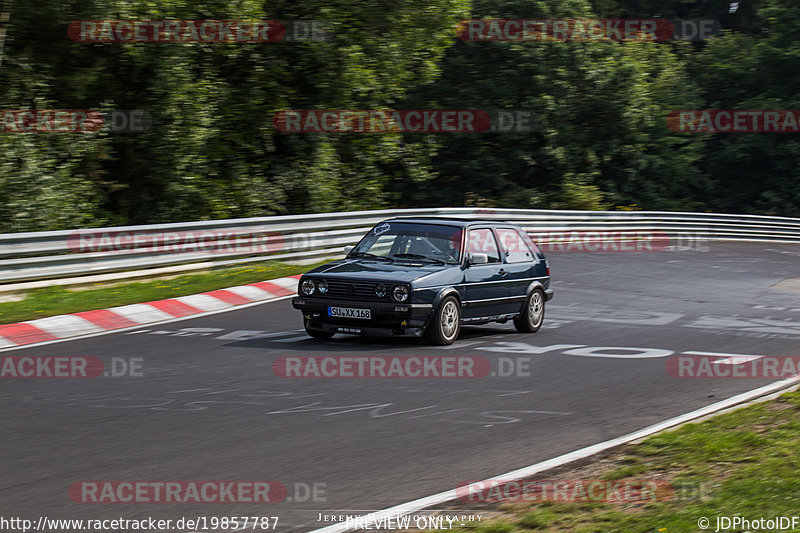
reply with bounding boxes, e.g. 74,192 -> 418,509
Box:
425,296 -> 461,345
514,288 -> 545,333
304,319 -> 334,340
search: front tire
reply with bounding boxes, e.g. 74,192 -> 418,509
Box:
425,296 -> 461,345
304,319 -> 334,340
514,288 -> 545,333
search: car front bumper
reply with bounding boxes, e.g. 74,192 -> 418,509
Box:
292,297 -> 433,337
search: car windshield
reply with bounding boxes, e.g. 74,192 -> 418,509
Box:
350,222 -> 462,264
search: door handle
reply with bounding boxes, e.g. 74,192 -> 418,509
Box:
498,268 -> 508,276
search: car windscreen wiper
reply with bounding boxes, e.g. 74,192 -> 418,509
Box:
392,253 -> 448,264
349,251 -> 395,262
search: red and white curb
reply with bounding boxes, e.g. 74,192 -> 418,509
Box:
0,275 -> 300,348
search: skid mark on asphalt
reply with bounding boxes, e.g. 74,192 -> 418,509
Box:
14,386 -> 569,426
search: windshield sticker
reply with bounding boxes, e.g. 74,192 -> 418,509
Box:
373,223 -> 391,236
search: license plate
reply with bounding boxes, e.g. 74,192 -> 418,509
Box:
328,306 -> 371,319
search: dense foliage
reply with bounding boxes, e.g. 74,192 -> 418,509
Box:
0,0 -> 796,231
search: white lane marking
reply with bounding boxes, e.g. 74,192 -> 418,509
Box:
477,342 -> 586,354
753,305 -> 800,312
123,329 -> 150,335
437,341 -> 484,350
27,315 -> 106,338
547,308 -> 683,326
542,319 -> 573,329
272,335 -> 310,343
215,330 -> 304,341
225,285 -> 271,300
564,346 -> 673,359
309,376 -> 800,533
174,294 -> 230,312
712,356 -> 763,365
109,304 -> 174,324
685,316 -> 800,335
682,351 -> 763,365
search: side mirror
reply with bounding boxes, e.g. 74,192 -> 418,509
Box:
468,252 -> 489,265
344,245 -> 354,255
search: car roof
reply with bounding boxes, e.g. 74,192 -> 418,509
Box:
383,217 -> 518,228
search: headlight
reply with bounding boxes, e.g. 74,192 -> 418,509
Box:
375,283 -> 388,298
318,279 -> 329,294
392,285 -> 409,302
300,279 -> 315,296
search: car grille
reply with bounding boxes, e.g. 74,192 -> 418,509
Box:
324,280 -> 389,301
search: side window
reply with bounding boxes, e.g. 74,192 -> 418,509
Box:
467,228 -> 501,263
496,228 -> 535,263
519,229 -> 541,255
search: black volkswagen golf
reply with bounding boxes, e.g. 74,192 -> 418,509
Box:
292,218 -> 553,345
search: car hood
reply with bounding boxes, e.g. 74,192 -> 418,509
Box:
306,259 -> 459,284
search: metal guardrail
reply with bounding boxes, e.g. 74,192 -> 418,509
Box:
1,208 -> 800,284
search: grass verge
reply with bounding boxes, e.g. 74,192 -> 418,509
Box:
428,389 -> 800,532
0,260 -> 327,325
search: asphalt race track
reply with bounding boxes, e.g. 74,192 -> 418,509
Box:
3,242 -> 800,532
